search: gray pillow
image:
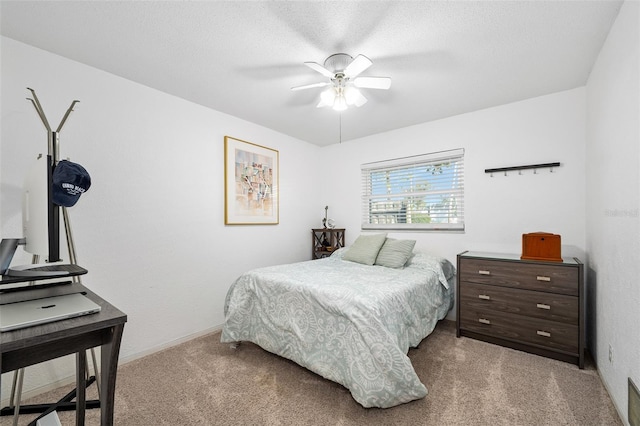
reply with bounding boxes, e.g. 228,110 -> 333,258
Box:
342,233 -> 388,265
375,238 -> 416,268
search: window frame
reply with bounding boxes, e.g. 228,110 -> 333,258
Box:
360,148 -> 465,232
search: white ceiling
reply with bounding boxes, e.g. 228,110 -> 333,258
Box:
0,1 -> 623,147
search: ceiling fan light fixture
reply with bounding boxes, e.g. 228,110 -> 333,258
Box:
333,95 -> 347,111
344,87 -> 364,106
318,88 -> 336,107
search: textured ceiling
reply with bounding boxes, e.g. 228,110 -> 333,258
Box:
0,1 -> 623,146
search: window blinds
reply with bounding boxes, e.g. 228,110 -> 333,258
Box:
361,148 -> 464,231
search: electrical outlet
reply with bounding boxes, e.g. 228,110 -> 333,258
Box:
609,344 -> 613,363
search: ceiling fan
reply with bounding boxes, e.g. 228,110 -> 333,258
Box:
291,53 -> 391,111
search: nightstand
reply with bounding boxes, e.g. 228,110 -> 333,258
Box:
312,228 -> 345,260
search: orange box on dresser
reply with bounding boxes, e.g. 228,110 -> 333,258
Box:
521,232 -> 562,262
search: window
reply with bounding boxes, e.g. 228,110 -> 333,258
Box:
361,148 -> 464,231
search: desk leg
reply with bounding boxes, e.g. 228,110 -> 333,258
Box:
100,323 -> 125,425
76,351 -> 86,426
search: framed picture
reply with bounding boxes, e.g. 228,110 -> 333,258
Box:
224,136 -> 279,225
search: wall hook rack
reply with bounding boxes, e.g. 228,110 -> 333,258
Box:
485,162 -> 560,177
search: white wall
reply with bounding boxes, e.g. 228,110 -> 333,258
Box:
0,37 -> 321,400
586,1 -> 639,424
320,88 -> 587,268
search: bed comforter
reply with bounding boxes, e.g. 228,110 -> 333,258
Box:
221,250 -> 454,408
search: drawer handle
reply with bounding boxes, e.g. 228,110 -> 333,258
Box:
537,276 -> 551,282
478,294 -> 491,300
537,330 -> 551,337
478,270 -> 491,275
478,318 -> 491,325
536,303 -> 551,310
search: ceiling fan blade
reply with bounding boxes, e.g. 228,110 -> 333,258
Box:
344,54 -> 372,78
304,61 -> 335,78
291,81 -> 330,91
353,76 -> 392,90
352,90 -> 368,107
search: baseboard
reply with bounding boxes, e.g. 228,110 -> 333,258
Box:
118,324 -> 223,365
1,324 -> 224,407
595,364 -> 628,425
1,371 -> 76,408
630,378 -> 640,426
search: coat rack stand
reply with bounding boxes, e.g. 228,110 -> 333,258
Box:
2,89 -> 101,426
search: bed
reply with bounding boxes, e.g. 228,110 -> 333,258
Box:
221,239 -> 455,408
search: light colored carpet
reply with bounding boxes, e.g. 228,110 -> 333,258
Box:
4,320 -> 621,425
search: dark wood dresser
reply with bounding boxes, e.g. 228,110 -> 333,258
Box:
456,251 -> 585,368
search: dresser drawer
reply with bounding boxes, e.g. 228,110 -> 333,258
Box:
459,307 -> 579,353
459,282 -> 579,324
459,258 -> 579,296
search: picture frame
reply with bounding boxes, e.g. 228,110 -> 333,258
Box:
224,136 -> 279,225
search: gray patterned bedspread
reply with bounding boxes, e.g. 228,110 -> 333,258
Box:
221,249 -> 454,408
